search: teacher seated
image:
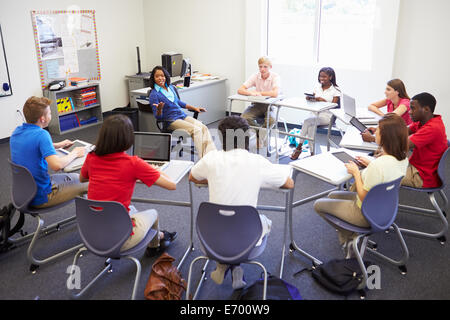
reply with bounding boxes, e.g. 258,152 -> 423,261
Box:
149,66 -> 216,158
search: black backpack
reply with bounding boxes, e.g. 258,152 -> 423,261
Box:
295,258 -> 372,298
0,203 -> 25,253
232,273 -> 302,300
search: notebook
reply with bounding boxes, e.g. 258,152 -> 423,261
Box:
131,132 -> 171,170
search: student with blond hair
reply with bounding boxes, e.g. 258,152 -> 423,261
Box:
10,96 -> 87,208
238,56 -> 281,148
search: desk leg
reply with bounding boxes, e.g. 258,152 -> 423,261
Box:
288,170 -> 329,266
274,105 -> 281,163
177,181 -> 195,270
327,115 -> 337,151
279,191 -> 290,278
310,112 -> 319,155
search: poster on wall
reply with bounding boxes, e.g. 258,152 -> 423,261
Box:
0,24 -> 12,97
31,10 -> 101,89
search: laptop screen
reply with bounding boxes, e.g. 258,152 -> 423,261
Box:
343,94 -> 356,117
132,132 -> 171,161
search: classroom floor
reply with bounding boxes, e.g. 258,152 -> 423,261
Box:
0,121 -> 449,300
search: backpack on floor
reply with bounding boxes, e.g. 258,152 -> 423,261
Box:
295,258 -> 371,297
233,273 -> 302,300
0,203 -> 25,253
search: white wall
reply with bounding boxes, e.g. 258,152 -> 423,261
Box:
142,0 -> 245,111
393,0 -> 450,130
0,0 -> 146,139
244,0 -> 401,125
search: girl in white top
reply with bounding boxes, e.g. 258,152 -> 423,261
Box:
314,113 -> 409,257
290,67 -> 341,159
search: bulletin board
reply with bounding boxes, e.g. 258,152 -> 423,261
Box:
0,24 -> 12,97
31,10 -> 101,89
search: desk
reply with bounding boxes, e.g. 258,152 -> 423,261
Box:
272,97 -> 338,160
227,95 -> 337,161
131,160 -> 195,270
331,109 -> 381,126
339,126 -> 379,152
287,149 -> 372,268
227,94 -> 284,156
130,78 -> 227,125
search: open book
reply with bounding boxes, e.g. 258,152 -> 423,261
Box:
56,140 -> 94,172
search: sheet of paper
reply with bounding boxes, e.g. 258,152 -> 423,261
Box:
46,60 -> 62,79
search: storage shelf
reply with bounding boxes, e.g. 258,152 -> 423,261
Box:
60,121 -> 103,134
58,104 -> 100,116
44,84 -> 103,135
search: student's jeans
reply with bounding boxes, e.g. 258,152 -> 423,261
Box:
169,116 -> 216,158
297,111 -> 332,153
33,173 -> 88,209
241,103 -> 276,146
120,206 -> 160,251
314,191 -> 370,245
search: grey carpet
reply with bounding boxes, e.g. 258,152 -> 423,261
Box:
0,121 -> 449,300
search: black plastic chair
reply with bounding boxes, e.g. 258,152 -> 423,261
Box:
8,160 -> 83,273
68,197 -> 158,300
186,202 -> 268,300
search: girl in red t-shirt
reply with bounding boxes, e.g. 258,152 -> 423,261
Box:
368,79 -> 412,126
80,114 -> 177,256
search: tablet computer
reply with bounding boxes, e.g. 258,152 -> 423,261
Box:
304,93 -> 315,98
350,116 -> 368,133
332,151 -> 366,169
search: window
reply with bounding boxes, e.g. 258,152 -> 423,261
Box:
267,0 -> 377,70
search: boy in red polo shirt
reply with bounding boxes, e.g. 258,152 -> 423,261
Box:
402,92 -> 448,188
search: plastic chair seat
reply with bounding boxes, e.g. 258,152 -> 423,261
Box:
323,214 -> 371,234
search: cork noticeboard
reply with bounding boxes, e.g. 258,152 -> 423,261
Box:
31,10 -> 101,89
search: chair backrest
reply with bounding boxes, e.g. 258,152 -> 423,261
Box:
196,202 -> 263,265
436,141 -> 450,188
8,160 -> 37,212
75,197 -> 133,258
361,176 -> 403,233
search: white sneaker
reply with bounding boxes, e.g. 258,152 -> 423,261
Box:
231,266 -> 247,290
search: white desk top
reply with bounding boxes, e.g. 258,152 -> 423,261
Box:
227,94 -> 283,105
339,126 -> 379,152
162,160 -> 194,184
274,97 -> 338,113
131,78 -> 226,96
290,148 -> 371,185
331,109 -> 380,125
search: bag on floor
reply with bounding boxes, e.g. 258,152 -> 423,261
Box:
144,252 -> 186,300
0,203 -> 24,253
233,273 -> 302,300
296,258 -> 371,296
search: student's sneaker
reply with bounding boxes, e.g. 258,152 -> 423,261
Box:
145,230 -> 177,257
231,266 -> 247,290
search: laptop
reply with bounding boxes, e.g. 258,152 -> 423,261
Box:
130,132 -> 171,170
342,94 -> 377,120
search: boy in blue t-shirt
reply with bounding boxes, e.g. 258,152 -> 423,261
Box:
10,96 -> 88,208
